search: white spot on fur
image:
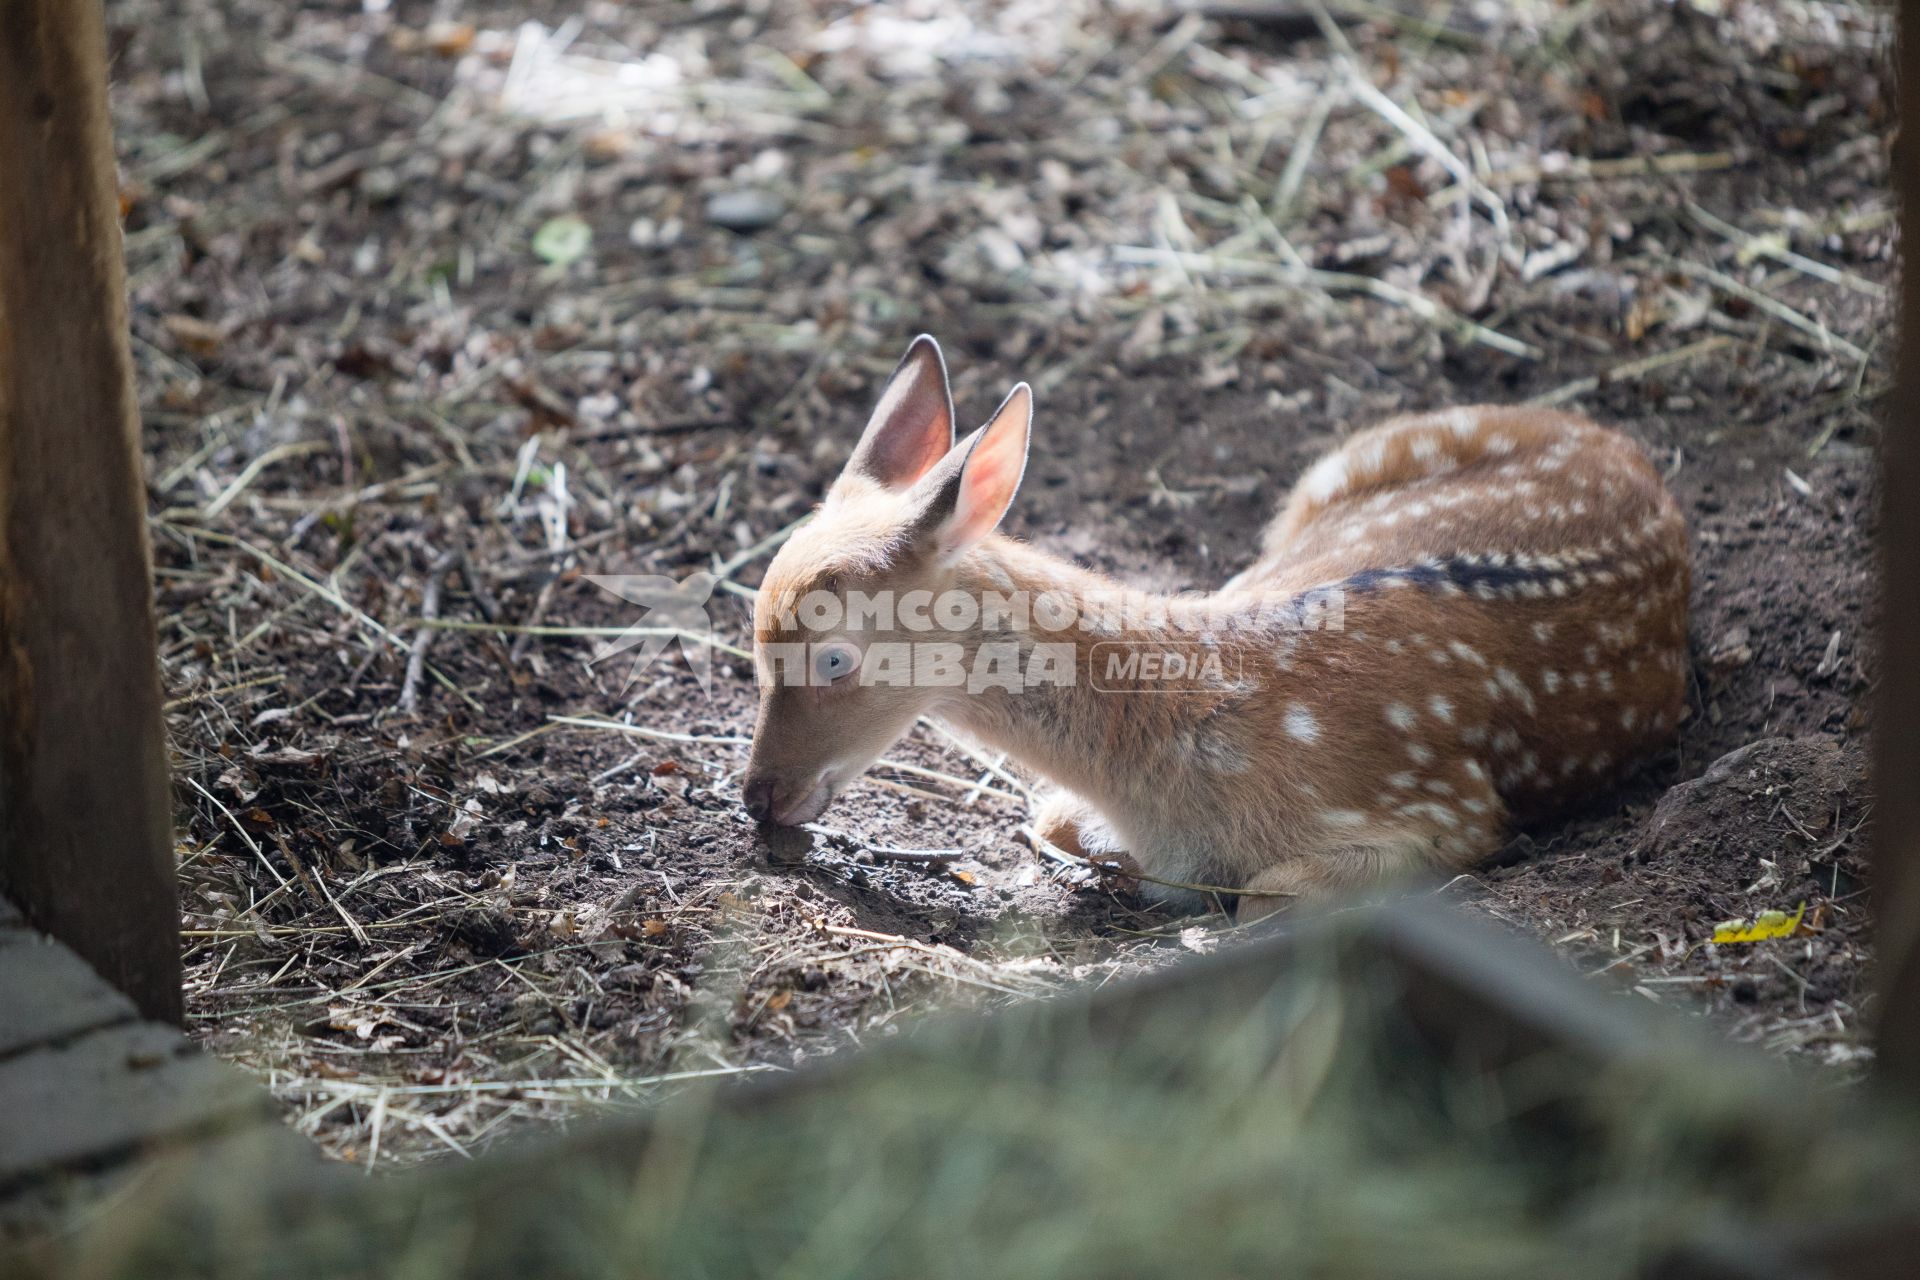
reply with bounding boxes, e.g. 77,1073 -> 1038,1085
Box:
1428,695 -> 1453,722
1385,702 -> 1416,731
1285,704 -> 1320,743
1301,453 -> 1350,504
1495,668 -> 1536,713
1403,801 -> 1461,829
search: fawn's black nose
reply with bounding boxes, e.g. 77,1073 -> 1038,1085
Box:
743,776 -> 776,823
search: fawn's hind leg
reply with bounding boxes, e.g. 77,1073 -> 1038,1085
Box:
1233,830 -> 1485,923
1031,790 -> 1127,863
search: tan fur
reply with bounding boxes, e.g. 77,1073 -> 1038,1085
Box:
743,350 -> 1688,918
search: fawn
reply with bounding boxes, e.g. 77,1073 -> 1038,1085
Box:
741,336 -> 1689,917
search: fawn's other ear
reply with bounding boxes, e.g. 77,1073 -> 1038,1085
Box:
909,383 -> 1032,560
841,335 -> 955,490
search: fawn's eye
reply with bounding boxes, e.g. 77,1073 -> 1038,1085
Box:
813,643 -> 858,685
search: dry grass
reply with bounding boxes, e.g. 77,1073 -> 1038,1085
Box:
21,915 -> 1920,1279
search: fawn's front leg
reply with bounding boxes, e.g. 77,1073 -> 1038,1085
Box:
1031,789 -> 1128,863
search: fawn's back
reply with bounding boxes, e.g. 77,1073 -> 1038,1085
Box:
1226,405 -> 1688,834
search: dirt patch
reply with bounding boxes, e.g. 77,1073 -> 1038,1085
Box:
114,0 -> 1891,1162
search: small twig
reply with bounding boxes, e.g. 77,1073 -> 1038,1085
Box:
276,832 -> 371,947
455,550 -> 503,622
796,821 -> 963,867
1269,82 -> 1341,220
419,617 -> 750,661
399,550 -> 458,715
511,572 -> 565,665
1527,335 -> 1735,408
866,847 -> 963,865
1340,63 -> 1511,248
1478,150 -> 1738,189
163,672 -> 285,712
1666,259 -> 1869,364
1113,245 -> 1539,358
549,715 -> 753,747
872,758 -> 1027,805
1685,203 -> 1888,301
200,439 -> 330,518
184,775 -> 292,894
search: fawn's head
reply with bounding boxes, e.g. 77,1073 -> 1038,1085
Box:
742,336 -> 1032,826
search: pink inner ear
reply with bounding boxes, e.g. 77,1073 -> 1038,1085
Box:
851,340 -> 954,489
945,394 -> 1030,552
873,407 -> 951,486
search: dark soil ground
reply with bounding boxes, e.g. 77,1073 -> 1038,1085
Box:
112,0 -> 1892,1162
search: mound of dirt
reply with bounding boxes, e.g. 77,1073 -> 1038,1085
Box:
1645,737 -> 1858,869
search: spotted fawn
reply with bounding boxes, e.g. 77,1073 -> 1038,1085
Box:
742,336 -> 1689,917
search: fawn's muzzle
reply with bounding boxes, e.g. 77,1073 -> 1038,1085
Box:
742,776 -> 778,823
742,772 -> 829,826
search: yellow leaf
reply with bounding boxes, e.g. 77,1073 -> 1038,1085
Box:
1711,902 -> 1806,945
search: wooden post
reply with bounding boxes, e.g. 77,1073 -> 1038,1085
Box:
1874,0 -> 1920,1090
0,1 -> 180,1022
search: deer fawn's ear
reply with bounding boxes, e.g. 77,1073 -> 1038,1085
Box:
910,383 -> 1032,559
841,334 -> 955,490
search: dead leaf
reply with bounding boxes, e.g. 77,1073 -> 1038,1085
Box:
1383,164 -> 1426,206
216,765 -> 261,802
164,314 -> 224,359
426,22 -> 475,57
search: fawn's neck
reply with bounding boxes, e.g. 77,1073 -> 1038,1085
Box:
932,536 -> 1250,808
